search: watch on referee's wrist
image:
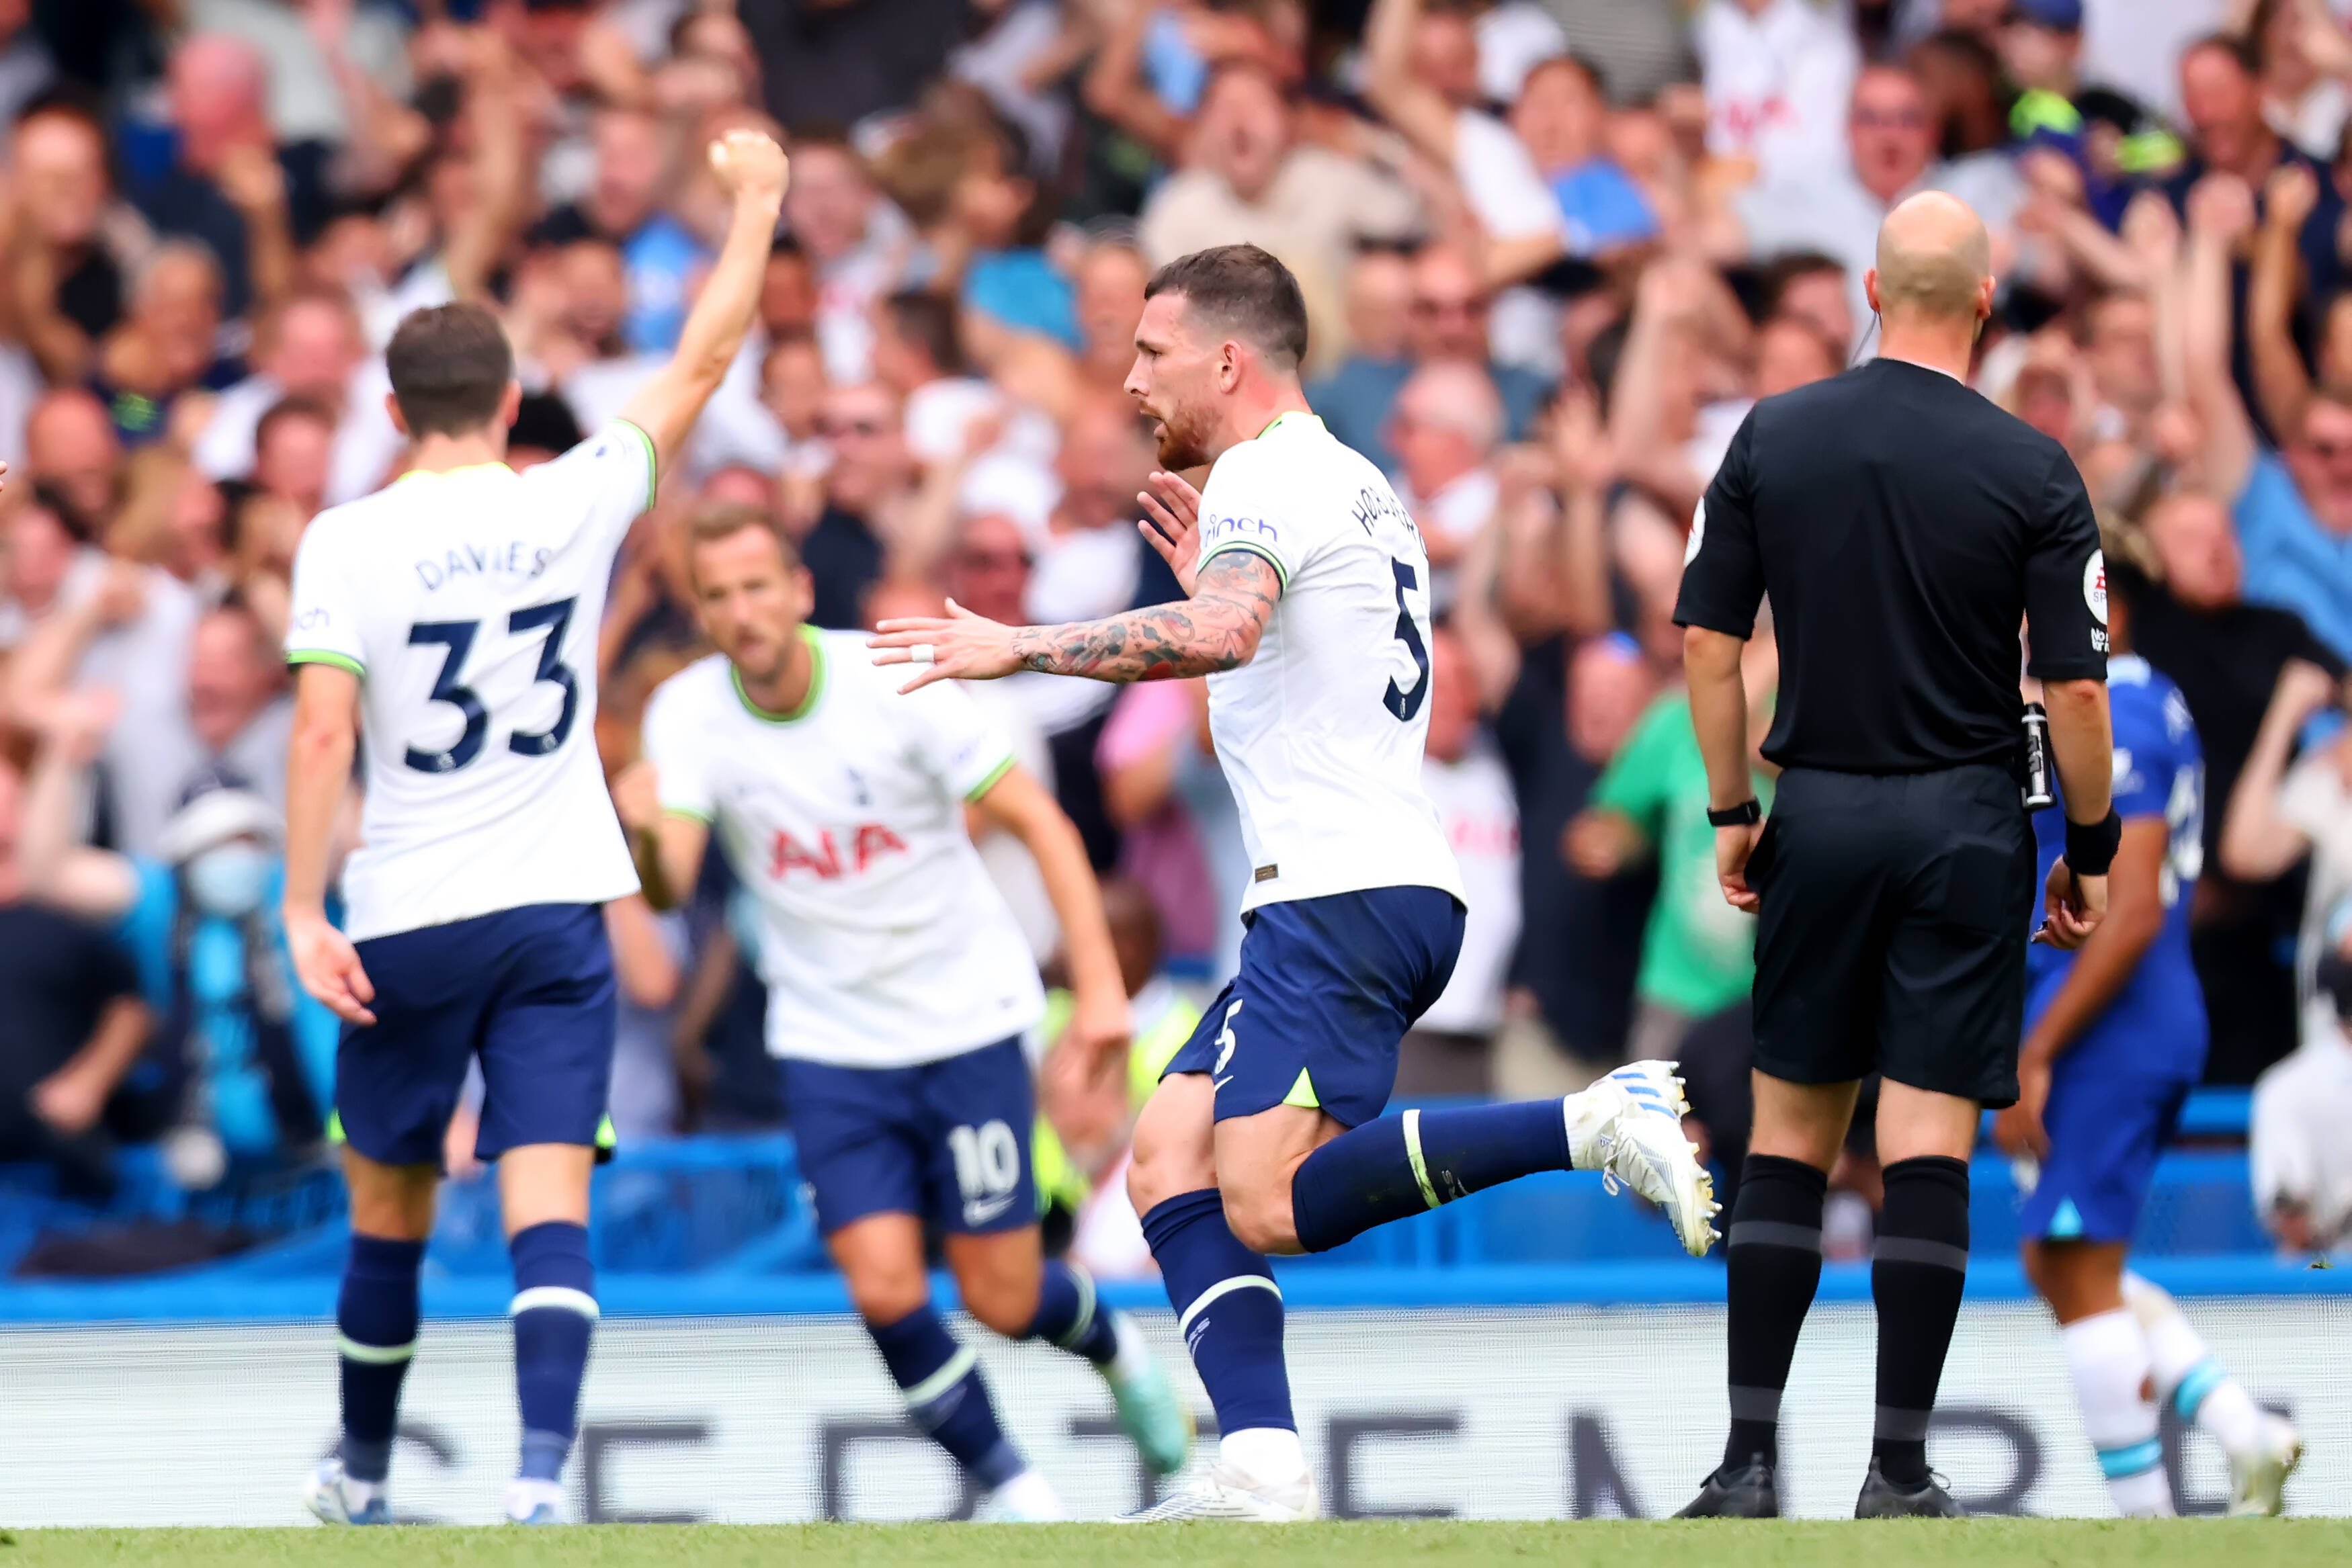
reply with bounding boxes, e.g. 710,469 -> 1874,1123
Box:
2064,808 -> 2123,878
1707,799 -> 1761,828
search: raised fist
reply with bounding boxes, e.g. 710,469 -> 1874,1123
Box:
708,130 -> 790,208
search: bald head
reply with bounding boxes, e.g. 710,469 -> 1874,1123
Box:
1396,360 -> 1503,450
1870,192 -> 1992,323
169,35 -> 269,175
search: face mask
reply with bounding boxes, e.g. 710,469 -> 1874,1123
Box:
184,841 -> 272,918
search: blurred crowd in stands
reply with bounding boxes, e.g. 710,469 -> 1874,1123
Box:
1,0 -> 2351,1267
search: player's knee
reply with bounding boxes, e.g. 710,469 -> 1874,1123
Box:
1129,1084 -> 1215,1215
959,1267 -> 1040,1338
2020,1240 -> 2054,1299
1219,1182 -> 1300,1256
342,1153 -> 437,1241
842,1257 -> 930,1326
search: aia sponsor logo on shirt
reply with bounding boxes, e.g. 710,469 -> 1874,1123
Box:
1714,96 -> 1799,153
1446,816 -> 1519,858
769,824 -> 909,879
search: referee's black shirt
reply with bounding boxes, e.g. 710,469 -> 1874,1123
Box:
1674,357 -> 2107,774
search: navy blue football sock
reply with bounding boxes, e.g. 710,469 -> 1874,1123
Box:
337,1233 -> 425,1483
508,1221 -> 597,1483
1140,1188 -> 1294,1434
1023,1260 -> 1120,1364
868,1304 -> 1025,1489
1289,1101 -> 1570,1254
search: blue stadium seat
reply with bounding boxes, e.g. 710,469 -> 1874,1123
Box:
0,1121 -> 2273,1291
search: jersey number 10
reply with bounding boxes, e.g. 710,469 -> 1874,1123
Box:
403,598 -> 580,774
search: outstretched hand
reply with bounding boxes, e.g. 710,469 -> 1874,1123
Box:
870,599 -> 1023,693
1136,469 -> 1204,595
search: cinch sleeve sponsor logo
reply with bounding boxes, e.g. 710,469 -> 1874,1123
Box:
1204,515 -> 1279,541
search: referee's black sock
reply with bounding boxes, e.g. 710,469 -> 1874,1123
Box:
1720,1154 -> 1828,1474
1871,1155 -> 1972,1487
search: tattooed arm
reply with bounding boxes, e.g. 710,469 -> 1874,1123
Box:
869,550 -> 1281,692
1012,552 -> 1278,680
870,466 -> 1286,691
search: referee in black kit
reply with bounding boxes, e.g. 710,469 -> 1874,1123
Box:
1670,193 -> 2117,1520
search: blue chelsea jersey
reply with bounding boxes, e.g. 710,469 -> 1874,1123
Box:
2025,656 -> 2209,1074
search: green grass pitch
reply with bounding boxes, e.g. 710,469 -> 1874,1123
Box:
0,1521 -> 2344,1567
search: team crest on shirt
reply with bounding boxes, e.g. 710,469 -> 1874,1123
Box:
1685,498 -> 1706,565
2083,550 -> 2107,625
2111,748 -> 2141,795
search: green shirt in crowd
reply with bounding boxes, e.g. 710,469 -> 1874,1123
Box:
1589,691 -> 1773,1019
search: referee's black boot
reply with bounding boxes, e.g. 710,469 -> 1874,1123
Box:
1853,1458 -> 1965,1519
1673,1454 -> 1779,1518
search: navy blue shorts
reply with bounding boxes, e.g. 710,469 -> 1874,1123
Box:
337,902 -> 616,1168
1163,886 -> 1465,1128
2017,1044 -> 2195,1246
782,1037 -> 1038,1237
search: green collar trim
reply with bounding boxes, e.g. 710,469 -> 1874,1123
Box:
733,627 -> 827,724
1255,410 -> 1323,439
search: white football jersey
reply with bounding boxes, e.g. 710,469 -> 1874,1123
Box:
284,424 -> 653,941
1194,412 -> 1464,912
640,631 -> 1046,1067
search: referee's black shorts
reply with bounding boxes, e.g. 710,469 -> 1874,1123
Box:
1747,764 -> 2035,1109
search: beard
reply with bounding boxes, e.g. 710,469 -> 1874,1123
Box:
1152,396 -> 1216,471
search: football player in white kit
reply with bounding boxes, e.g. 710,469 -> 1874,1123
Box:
616,503 -> 1193,1518
872,243 -> 1718,1520
282,130 -> 790,1526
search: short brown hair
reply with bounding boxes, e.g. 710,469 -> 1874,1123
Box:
255,395 -> 335,454
882,289 -> 964,376
386,304 -> 515,437
685,501 -> 801,585
1146,243 -> 1309,372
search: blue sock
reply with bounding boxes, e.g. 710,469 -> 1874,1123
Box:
868,1304 -> 1025,1489
337,1234 -> 424,1483
508,1221 -> 597,1483
1023,1260 -> 1120,1364
1140,1188 -> 1294,1434
1290,1102 -> 1570,1254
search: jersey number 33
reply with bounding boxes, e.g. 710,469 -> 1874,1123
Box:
404,597 -> 580,774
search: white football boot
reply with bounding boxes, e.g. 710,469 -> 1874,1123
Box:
2228,1413 -> 2304,1518
1566,1060 -> 1721,1256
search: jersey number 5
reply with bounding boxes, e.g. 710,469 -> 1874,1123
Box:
1382,559 -> 1431,722
403,598 -> 581,774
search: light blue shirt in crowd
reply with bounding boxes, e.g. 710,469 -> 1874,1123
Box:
2234,450 -> 2352,663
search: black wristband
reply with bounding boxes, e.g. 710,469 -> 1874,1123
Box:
2064,808 -> 2123,878
1707,799 -> 1761,828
